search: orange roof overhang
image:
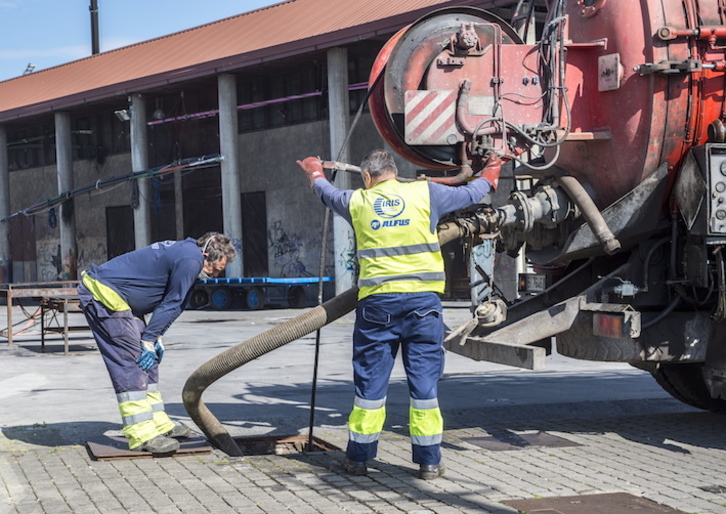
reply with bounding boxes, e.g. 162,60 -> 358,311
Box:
0,0 -> 512,123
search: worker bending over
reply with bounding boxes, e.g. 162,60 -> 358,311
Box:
297,149 -> 501,480
77,232 -> 235,454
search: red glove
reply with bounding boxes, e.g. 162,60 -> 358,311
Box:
296,156 -> 325,187
479,153 -> 502,190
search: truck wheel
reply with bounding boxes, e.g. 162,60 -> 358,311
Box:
210,287 -> 233,310
645,362 -> 726,413
287,286 -> 306,308
188,288 -> 209,309
246,287 -> 266,310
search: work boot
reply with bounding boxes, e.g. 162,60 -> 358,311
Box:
134,434 -> 179,455
418,462 -> 445,480
165,421 -> 191,439
342,457 -> 368,476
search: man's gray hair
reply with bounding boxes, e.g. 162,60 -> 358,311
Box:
360,149 -> 398,179
197,232 -> 236,263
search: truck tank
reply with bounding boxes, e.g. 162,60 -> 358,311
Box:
367,0 -> 726,412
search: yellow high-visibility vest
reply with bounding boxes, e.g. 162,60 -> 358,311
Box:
349,179 -> 445,300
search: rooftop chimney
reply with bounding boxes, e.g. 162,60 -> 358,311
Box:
90,0 -> 100,54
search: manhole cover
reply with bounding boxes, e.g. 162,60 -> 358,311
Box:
463,431 -> 581,451
234,434 -> 339,455
504,492 -> 684,513
87,434 -> 212,461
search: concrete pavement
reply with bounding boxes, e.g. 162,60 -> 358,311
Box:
2,301 -> 726,513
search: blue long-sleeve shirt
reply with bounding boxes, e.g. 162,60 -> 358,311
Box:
87,238 -> 203,341
313,176 -> 492,233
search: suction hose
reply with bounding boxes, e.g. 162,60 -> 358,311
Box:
554,174 -> 621,255
182,286 -> 358,455
182,226 -> 466,456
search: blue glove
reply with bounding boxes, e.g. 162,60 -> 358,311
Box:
136,340 -> 157,371
155,339 -> 164,364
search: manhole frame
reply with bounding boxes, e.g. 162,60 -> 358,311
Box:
233,433 -> 340,456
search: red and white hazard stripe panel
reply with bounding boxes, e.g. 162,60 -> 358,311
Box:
404,90 -> 461,146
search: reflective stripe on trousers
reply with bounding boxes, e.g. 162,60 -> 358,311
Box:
348,396 -> 386,445
346,292 -> 445,465
409,397 -> 443,447
116,386 -> 174,449
147,384 -> 174,436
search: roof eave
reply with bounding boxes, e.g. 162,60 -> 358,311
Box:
0,0 -> 512,123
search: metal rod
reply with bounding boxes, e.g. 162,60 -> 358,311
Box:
308,69 -> 382,451
322,161 -> 362,174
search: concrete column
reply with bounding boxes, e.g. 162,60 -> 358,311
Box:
54,111 -> 77,279
0,125 -> 10,282
218,74 -> 243,277
130,94 -> 152,249
327,47 -> 354,294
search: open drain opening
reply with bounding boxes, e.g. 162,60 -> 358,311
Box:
233,434 -> 340,456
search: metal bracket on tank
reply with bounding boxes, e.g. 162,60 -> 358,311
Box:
635,59 -> 702,75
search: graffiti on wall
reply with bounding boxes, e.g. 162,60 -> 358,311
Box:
268,220 -> 313,277
37,241 -> 62,281
78,241 -> 108,271
337,231 -> 357,278
36,240 -> 85,281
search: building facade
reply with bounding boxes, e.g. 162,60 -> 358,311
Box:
0,0 -> 522,297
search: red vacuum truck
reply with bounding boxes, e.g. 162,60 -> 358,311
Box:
366,0 -> 726,412
184,0 -> 726,451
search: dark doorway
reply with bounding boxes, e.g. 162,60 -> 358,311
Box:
10,214 -> 36,262
183,167 -> 223,239
106,205 -> 134,260
442,239 -> 469,299
9,214 -> 36,282
241,191 -> 268,277
149,179 -> 177,243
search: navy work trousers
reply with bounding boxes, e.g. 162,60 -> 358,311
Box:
347,291 -> 445,465
77,283 -> 157,394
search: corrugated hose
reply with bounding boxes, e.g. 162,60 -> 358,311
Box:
182,225 -> 463,456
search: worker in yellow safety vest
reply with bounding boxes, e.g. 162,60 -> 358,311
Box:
297,149 -> 501,480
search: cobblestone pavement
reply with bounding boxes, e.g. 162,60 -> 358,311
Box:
2,303 -> 726,513
4,412 -> 726,514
